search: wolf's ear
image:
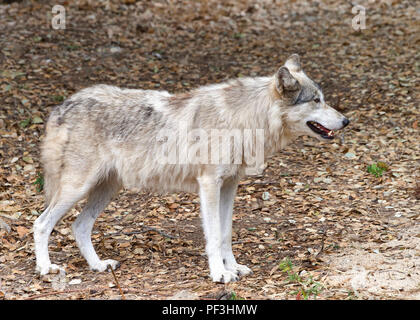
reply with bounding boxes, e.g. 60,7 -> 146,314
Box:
284,54 -> 301,72
275,66 -> 300,94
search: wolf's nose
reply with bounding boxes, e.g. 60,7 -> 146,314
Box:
342,118 -> 350,128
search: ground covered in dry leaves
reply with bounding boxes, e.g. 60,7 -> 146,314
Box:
0,0 -> 419,300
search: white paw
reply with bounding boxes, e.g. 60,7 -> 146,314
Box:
227,263 -> 253,277
36,263 -> 66,276
211,269 -> 239,283
90,259 -> 120,272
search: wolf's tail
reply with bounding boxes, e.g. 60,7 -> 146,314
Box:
40,114 -> 69,208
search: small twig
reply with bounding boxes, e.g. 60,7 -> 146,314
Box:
104,226 -> 176,239
24,288 -> 102,300
142,226 -> 177,239
108,266 -> 125,300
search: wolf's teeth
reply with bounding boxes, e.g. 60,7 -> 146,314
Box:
328,130 -> 334,136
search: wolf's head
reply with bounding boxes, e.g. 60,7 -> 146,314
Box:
273,54 -> 349,141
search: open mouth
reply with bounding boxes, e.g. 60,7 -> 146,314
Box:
306,121 -> 335,139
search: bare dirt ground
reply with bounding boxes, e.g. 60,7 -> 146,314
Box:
0,0 -> 419,300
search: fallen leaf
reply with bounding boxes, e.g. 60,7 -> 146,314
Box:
16,226 -> 30,239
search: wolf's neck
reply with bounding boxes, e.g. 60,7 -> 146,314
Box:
227,77 -> 293,156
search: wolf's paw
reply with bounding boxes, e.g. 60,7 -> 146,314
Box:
227,263 -> 253,277
36,263 -> 66,276
90,259 -> 120,272
211,269 -> 239,283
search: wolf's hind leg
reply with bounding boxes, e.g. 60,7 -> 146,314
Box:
72,176 -> 121,272
34,186 -> 87,275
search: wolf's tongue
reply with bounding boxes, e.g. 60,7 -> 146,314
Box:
315,122 -> 331,134
317,123 -> 334,136
323,126 -> 332,134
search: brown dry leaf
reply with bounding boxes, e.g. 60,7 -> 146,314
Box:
16,226 -> 30,239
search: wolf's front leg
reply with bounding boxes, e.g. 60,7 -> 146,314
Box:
220,177 -> 252,277
198,176 -> 239,283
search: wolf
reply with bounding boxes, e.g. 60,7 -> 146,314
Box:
34,54 -> 349,283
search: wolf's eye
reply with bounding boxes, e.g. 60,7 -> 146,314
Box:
313,98 -> 320,103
